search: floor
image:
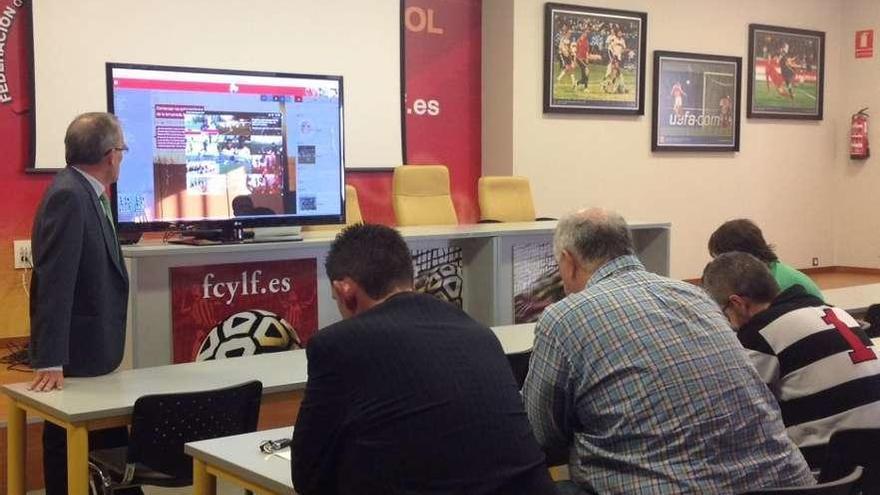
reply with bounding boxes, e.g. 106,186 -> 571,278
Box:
5,269 -> 880,493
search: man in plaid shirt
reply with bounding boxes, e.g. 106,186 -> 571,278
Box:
523,208 -> 813,494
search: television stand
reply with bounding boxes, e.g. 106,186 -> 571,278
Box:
169,225 -> 303,245
171,226 -> 254,245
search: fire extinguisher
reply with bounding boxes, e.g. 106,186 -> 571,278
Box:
850,107 -> 870,160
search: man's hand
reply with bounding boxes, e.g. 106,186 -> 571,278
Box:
29,370 -> 64,392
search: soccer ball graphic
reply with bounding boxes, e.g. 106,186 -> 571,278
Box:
195,309 -> 302,361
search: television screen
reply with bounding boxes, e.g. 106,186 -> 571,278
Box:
107,63 -> 345,234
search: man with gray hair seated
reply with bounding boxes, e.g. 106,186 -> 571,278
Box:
703,252 -> 880,468
522,208 -> 813,494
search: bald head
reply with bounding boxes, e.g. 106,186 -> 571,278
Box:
554,207 -> 633,265
65,112 -> 122,167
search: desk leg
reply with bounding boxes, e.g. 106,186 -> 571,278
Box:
7,401 -> 26,495
66,424 -> 90,495
193,458 -> 217,495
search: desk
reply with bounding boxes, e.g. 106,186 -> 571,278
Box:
2,351 -> 307,495
2,324 -> 536,495
823,283 -> 880,317
124,220 -> 669,368
186,426 -> 294,495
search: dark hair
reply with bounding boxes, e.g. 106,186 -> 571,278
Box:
325,224 -> 414,299
708,219 -> 778,263
702,252 -> 780,307
64,112 -> 122,166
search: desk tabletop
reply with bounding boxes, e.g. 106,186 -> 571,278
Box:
0,324 -> 535,423
123,220 -> 670,258
824,283 -> 880,314
0,350 -> 308,423
186,426 -> 295,494
493,323 -> 536,355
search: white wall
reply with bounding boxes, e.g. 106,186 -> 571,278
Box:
835,0 -> 880,268
484,0 -> 843,278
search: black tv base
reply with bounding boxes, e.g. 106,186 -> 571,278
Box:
169,226 -> 303,245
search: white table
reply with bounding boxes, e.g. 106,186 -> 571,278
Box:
124,220 -> 669,367
2,351 -> 306,495
3,324 -> 536,495
186,426 -> 295,495
492,323 -> 536,354
824,283 -> 880,316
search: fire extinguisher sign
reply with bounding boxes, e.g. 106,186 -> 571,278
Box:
856,30 -> 874,59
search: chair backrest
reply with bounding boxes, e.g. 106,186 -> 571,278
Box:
478,176 -> 537,223
127,380 -> 263,481
345,184 -> 363,225
302,184 -> 363,232
820,429 -> 880,494
392,165 -> 458,226
740,466 -> 862,495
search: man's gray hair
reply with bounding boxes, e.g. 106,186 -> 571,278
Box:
553,208 -> 634,264
64,112 -> 122,166
702,252 -> 780,307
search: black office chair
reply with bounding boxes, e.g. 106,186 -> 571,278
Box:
88,380 -> 263,494
506,350 -> 531,389
739,466 -> 862,495
819,429 -> 880,495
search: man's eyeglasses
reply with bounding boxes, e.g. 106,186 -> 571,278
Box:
106,145 -> 129,155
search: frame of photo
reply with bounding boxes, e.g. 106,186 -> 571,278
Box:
543,3 -> 647,115
747,24 -> 825,120
652,51 -> 742,152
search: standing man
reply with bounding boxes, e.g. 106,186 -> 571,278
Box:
292,224 -> 555,495
29,112 -> 136,495
702,252 -> 880,467
523,208 -> 813,494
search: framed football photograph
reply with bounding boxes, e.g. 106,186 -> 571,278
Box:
747,24 -> 825,120
652,51 -> 742,152
543,3 -> 647,115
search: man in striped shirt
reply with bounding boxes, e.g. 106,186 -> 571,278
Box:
703,252 -> 880,467
523,208 -> 812,494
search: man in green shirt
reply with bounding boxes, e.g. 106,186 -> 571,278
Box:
708,218 -> 824,300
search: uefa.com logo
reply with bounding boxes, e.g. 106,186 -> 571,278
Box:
202,270 -> 292,305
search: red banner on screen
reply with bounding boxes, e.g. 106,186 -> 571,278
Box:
170,258 -> 318,363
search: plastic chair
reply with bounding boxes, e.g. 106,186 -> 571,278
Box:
478,176 -> 555,223
739,466 -> 862,495
302,184 -> 363,232
345,184 -> 363,225
392,165 -> 458,226
819,429 -> 880,495
88,380 -> 263,494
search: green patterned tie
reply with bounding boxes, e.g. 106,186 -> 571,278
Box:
99,194 -> 118,244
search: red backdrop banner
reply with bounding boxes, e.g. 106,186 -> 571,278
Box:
348,0 -> 481,224
170,258 -> 318,363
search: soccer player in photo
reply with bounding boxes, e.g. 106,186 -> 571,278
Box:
575,29 -> 602,92
719,95 -> 732,127
556,24 -> 577,88
603,27 -> 627,94
671,81 -> 687,117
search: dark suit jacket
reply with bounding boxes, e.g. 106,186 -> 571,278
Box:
29,167 -> 129,377
292,292 -> 555,495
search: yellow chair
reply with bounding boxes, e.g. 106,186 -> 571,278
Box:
478,176 -> 538,222
392,165 -> 459,226
344,184 -> 363,225
303,184 -> 363,231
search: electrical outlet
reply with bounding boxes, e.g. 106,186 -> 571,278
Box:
13,240 -> 32,269
811,257 -> 819,267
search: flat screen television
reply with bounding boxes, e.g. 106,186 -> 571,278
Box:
106,62 -> 345,242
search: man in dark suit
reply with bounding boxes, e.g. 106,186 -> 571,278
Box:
292,224 -> 555,495
29,112 -> 138,495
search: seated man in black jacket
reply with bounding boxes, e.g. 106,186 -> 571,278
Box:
292,223 -> 555,495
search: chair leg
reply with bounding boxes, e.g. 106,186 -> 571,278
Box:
88,461 -> 114,495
